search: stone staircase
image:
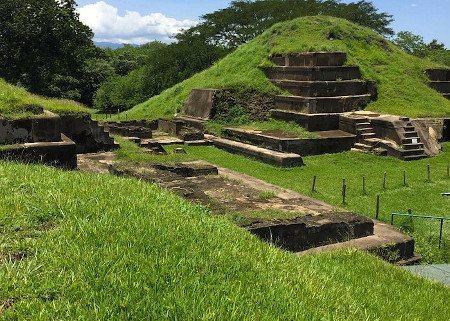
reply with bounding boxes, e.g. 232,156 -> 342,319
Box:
426,68 -> 450,99
344,115 -> 427,160
60,115 -> 118,154
263,52 -> 376,130
351,120 -> 385,155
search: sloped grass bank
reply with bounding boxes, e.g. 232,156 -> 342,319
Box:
125,16 -> 450,120
0,78 -> 88,118
186,143 -> 450,264
0,162 -> 449,319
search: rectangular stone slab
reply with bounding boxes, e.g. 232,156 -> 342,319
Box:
182,89 -> 218,119
211,136 -> 303,167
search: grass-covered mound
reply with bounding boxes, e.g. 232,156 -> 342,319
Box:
0,162 -> 449,319
125,16 -> 450,120
0,78 -> 88,118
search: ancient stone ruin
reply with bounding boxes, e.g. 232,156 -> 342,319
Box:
159,52 -> 448,166
0,112 -> 116,168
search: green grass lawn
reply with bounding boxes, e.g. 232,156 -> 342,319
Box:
0,78 -> 88,118
184,143 -> 450,264
0,161 -> 449,319
123,16 -> 450,120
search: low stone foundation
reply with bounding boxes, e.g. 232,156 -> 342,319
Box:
246,212 -> 374,252
0,134 -> 77,169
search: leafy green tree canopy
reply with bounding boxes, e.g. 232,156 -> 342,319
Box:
394,31 -> 449,66
176,0 -> 394,49
0,0 -> 99,103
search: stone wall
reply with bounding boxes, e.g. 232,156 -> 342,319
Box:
0,112 -> 61,144
412,118 -> 446,155
59,115 -> 116,154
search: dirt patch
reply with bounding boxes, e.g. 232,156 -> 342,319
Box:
0,299 -> 15,315
0,251 -> 28,263
316,130 -> 354,138
110,161 -> 328,224
38,222 -> 57,232
77,152 -> 115,173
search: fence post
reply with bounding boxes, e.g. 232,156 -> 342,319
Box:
439,219 -> 444,249
376,194 -> 380,219
312,175 -> 317,193
342,179 -> 346,204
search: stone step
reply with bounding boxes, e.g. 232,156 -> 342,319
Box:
402,148 -> 426,157
403,143 -> 424,150
354,143 -> 372,150
404,131 -> 419,138
429,81 -> 450,94
275,94 -> 371,113
399,117 -> 410,122
271,52 -> 347,67
402,137 -> 421,145
262,66 -> 362,81
222,128 -> 356,156
223,127 -> 297,152
403,154 -> 428,161
175,116 -> 205,131
355,122 -> 371,128
270,110 -> 340,131
271,79 -> 370,97
356,127 -> 374,134
425,68 -> 450,81
211,137 -> 303,167
363,138 -> 380,146
351,148 -> 369,154
404,126 -> 415,132
360,132 -> 376,139
184,140 -> 212,146
296,220 -> 418,264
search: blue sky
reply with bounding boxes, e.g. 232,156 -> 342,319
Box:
76,0 -> 450,46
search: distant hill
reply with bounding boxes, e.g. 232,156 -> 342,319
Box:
94,42 -> 132,49
125,16 -> 450,120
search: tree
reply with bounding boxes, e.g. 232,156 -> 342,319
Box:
394,31 -> 449,67
0,0 -> 100,103
176,0 -> 394,49
393,31 -> 427,57
93,39 -> 227,112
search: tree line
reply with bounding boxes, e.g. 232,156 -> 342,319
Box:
0,0 -> 447,113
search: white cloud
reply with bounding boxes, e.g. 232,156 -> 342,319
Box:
77,1 -> 197,44
411,3 -> 417,7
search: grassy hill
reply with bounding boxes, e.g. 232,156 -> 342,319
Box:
0,161 -> 449,319
0,78 -> 88,119
124,16 -> 450,120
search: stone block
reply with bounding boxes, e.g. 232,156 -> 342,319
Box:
182,89 -> 218,120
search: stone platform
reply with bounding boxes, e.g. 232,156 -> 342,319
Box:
209,135 -> 303,167
223,127 -> 356,156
